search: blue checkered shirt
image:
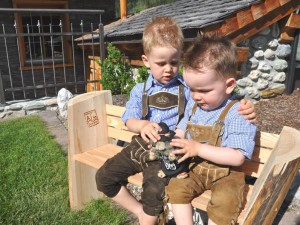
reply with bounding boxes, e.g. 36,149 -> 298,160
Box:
177,98 -> 256,159
122,74 -> 190,131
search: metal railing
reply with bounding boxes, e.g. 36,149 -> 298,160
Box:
0,8 -> 105,103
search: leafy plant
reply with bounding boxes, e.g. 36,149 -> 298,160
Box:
136,65 -> 149,83
97,43 -> 135,95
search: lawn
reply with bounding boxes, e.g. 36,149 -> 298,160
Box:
0,115 -> 130,225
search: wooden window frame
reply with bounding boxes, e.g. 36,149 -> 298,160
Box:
12,0 -> 72,70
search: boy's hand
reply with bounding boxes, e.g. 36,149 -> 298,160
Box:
140,122 -> 162,143
170,138 -> 201,163
238,99 -> 256,123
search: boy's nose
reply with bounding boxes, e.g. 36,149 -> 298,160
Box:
165,64 -> 173,72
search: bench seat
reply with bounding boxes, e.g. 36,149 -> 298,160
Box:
68,91 -> 300,225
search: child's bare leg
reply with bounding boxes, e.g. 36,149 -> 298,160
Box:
112,186 -> 157,225
208,218 -> 217,225
172,203 -> 194,225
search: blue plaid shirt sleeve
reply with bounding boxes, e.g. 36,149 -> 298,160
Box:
121,83 -> 144,124
222,103 -> 257,160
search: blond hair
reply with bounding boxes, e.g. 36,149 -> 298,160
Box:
142,16 -> 184,55
183,34 -> 237,78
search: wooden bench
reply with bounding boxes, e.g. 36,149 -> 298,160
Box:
68,90 -> 300,225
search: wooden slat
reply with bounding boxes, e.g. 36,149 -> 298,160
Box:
255,131 -> 279,149
279,0 -> 291,5
108,126 -> 135,143
285,13 -> 300,29
236,161 -> 264,178
237,47 -> 249,63
106,104 -> 126,117
236,9 -> 254,28
220,16 -> 239,36
74,145 -> 143,187
251,4 -> 266,20
107,115 -> 128,130
265,0 -> 281,12
222,0 -> 300,43
130,59 -> 144,67
280,13 -> 300,42
251,146 -> 272,163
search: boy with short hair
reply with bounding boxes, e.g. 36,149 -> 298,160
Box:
166,34 -> 257,225
96,17 -> 255,225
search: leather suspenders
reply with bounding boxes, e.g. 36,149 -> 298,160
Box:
141,82 -> 185,126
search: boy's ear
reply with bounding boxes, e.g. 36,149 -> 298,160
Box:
141,55 -> 150,68
225,78 -> 236,94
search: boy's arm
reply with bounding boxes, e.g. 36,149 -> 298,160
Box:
170,139 -> 245,166
126,118 -> 162,143
238,99 -> 256,123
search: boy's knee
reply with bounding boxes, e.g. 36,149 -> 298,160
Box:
95,167 -> 121,198
165,179 -> 194,204
141,179 -> 167,216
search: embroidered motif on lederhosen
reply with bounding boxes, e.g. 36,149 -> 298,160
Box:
141,82 -> 185,126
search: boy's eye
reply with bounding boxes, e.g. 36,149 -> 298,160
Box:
171,61 -> 179,66
156,62 -> 166,66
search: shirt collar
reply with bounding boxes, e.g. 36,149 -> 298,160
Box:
144,73 -> 187,92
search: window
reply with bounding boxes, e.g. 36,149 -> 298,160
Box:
13,0 -> 71,68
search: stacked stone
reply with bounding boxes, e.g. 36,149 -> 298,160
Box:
0,88 -> 73,120
237,23 -> 291,100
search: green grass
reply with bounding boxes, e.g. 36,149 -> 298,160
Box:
0,115 -> 129,225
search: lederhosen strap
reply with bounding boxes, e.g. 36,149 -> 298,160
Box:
142,82 -> 185,126
188,100 -> 238,147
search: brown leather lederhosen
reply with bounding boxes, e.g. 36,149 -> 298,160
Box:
142,82 -> 185,126
187,100 -> 238,176
165,100 -> 245,225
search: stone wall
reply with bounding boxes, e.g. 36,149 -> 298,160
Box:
236,23 -> 291,101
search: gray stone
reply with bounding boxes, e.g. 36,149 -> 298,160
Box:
45,98 -> 57,107
237,77 -> 253,87
271,23 -> 280,38
257,62 -> 272,73
264,49 -> 275,60
276,44 -> 291,58
273,72 -> 286,83
248,58 -> 259,69
273,59 -> 288,71
257,78 -> 269,90
261,73 -> 272,81
251,36 -> 268,49
254,50 -> 264,59
9,104 -> 23,111
57,88 -> 73,120
245,87 -> 260,99
24,101 -> 46,111
248,70 -> 261,81
268,39 -> 279,48
259,27 -> 270,35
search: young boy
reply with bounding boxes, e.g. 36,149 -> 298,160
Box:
96,17 -> 255,225
165,34 -> 257,225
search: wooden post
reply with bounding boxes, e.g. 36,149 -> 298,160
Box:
120,0 -> 127,19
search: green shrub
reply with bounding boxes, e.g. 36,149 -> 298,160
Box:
98,43 -> 135,95
136,65 -> 149,83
